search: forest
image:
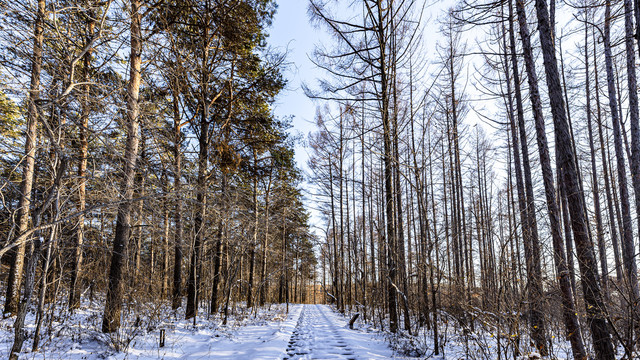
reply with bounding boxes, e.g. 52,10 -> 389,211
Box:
0,0 -> 639,359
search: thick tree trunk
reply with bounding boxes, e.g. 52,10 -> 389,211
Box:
102,0 -> 142,333
69,15 -> 94,311
512,0 -> 549,354
533,0 -> 615,358
4,0 -> 45,317
621,0 -> 640,318
171,79 -> 183,310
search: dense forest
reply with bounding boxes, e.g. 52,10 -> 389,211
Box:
0,0 -> 316,358
306,0 -> 640,359
0,0 -> 639,359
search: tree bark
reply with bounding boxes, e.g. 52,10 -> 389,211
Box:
584,20 -> 609,300
533,0 -> 615,357
171,77 -> 183,310
102,0 -> 142,333
247,153 -> 258,308
4,0 -> 45,317
621,0 -> 640,318
592,27 -> 624,287
512,0 -> 549,353
69,14 -> 94,311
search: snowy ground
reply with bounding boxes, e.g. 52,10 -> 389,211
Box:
283,304 -> 393,360
0,301 -> 398,359
4,299 -> 633,359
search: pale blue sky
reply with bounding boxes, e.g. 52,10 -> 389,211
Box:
268,0 -> 324,169
267,0 -> 458,170
266,0 -> 461,232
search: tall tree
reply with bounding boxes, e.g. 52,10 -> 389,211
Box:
102,0 -> 143,333
533,0 -> 615,357
513,0 -> 550,353
3,0 -> 45,317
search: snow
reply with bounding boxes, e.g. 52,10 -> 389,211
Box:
4,298 -> 628,359
283,304 -> 394,360
0,301 -> 398,359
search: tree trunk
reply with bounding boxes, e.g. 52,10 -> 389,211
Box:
4,0 -> 45,317
102,0 -> 142,333
259,173 -> 272,306
171,77 -> 183,310
162,171 -> 170,298
584,21 -> 609,300
376,0 -> 398,333
534,0 -> 615,357
247,157 -> 258,308
512,0 -> 550,353
592,27 -> 624,287
210,176 -> 227,314
69,14 -> 94,311
621,0 -> 640,319
604,0 -> 639,321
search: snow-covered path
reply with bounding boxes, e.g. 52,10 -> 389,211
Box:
202,303 -> 394,359
152,305 -> 304,359
0,303 -> 396,359
282,304 -> 393,360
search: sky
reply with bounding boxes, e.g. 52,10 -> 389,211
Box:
267,0 -> 324,168
266,0 -> 459,235
266,0 -> 457,164
266,0 -> 330,235
265,0 -> 464,236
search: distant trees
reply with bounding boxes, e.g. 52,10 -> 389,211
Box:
308,0 -> 423,334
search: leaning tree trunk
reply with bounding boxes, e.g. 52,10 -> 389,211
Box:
533,0 -> 615,358
102,0 -> 142,333
621,0 -> 640,318
604,0 -> 639,321
4,0 -> 45,317
512,0 -> 549,354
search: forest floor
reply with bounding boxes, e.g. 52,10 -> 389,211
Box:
2,297 -> 625,359
0,300 -> 399,359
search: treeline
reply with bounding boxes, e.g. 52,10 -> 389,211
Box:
0,0 -> 315,357
308,0 -> 639,359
